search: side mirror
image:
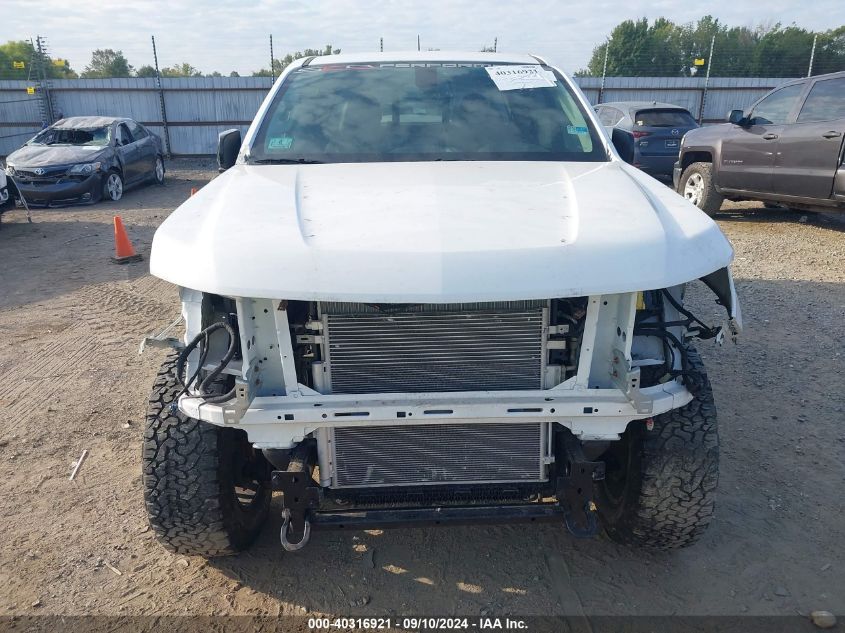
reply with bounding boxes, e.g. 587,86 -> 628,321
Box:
728,109 -> 747,126
217,129 -> 242,172
610,127 -> 635,164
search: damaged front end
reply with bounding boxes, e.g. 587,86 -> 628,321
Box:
143,267 -> 740,549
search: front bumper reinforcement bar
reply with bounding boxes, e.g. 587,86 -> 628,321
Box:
272,433 -> 606,551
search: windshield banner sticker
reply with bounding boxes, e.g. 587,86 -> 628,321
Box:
485,65 -> 557,91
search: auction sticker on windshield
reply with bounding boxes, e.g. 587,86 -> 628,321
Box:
485,65 -> 557,90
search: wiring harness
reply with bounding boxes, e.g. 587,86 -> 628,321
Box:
172,321 -> 239,409
634,289 -> 721,394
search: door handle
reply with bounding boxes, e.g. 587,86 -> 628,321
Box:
762,133 -> 779,140
822,131 -> 842,139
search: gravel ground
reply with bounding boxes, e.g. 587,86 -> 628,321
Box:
0,160 -> 843,624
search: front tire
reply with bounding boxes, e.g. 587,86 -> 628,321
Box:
153,156 -> 165,185
595,346 -> 719,549
142,354 -> 271,556
103,171 -> 124,202
679,162 -> 723,216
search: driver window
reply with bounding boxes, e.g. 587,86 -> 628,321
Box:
116,123 -> 134,146
748,84 -> 804,126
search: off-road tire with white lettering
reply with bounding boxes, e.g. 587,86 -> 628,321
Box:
142,353 -> 271,556
595,345 -> 718,549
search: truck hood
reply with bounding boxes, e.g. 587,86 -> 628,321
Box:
682,123 -> 733,146
150,161 -> 734,302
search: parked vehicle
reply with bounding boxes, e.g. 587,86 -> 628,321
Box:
0,169 -> 10,209
595,101 -> 698,178
675,70 -> 845,215
143,52 -> 741,557
3,116 -> 165,207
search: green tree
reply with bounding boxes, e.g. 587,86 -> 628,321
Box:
82,49 -> 133,78
813,25 -> 845,75
135,65 -> 158,77
0,40 -> 77,79
578,17 -> 845,77
160,62 -> 202,77
252,45 -> 340,76
229,70 -> 240,77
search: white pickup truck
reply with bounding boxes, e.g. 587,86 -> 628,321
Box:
143,51 -> 741,556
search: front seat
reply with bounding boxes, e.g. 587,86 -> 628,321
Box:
326,96 -> 384,154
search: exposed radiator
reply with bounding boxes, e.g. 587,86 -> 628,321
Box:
320,302 -> 547,394
331,423 -> 547,487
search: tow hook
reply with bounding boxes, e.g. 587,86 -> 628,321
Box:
271,439 -> 320,552
280,508 -> 311,551
558,434 -> 605,538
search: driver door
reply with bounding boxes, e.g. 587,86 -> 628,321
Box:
719,83 -> 806,193
114,123 -> 141,184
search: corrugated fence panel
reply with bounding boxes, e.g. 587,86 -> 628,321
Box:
1,75 -> 800,156
576,76 -> 797,123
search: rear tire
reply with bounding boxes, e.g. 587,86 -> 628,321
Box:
142,353 -> 271,556
595,346 -> 719,549
679,162 -> 723,216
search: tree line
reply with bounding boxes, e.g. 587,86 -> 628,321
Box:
0,41 -> 339,79
578,17 -> 845,77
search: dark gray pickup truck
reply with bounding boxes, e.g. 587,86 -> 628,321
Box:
674,70 -> 845,215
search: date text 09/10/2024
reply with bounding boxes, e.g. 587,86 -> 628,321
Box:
307,617 -> 529,630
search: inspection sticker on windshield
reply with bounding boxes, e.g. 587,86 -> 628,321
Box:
267,135 -> 294,151
485,65 -> 557,91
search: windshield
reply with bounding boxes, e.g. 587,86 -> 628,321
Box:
251,63 -> 607,163
30,126 -> 111,147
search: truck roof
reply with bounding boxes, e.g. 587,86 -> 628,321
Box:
306,51 -> 543,66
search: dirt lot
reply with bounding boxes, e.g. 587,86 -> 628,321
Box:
0,160 -> 843,623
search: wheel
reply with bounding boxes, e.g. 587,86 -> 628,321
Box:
153,156 -> 165,185
143,353 -> 271,556
103,171 -> 124,202
678,162 -> 723,216
595,345 -> 718,549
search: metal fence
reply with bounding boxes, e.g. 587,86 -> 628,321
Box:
577,76 -> 793,123
0,76 -> 272,156
0,75 -> 796,157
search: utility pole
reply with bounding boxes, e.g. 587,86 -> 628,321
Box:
493,37 -> 498,53
269,34 -> 275,82
807,33 -> 818,77
699,34 -> 716,125
598,39 -> 610,104
417,35 -> 420,51
151,36 -> 171,158
34,36 -> 54,126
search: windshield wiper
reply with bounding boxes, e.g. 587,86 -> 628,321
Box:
253,158 -> 324,165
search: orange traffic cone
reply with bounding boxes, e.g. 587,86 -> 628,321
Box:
111,216 -> 143,264
190,187 -> 198,196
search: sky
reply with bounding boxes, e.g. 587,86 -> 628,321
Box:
3,0 -> 844,76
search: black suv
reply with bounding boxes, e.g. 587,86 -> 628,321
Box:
674,70 -> 845,215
